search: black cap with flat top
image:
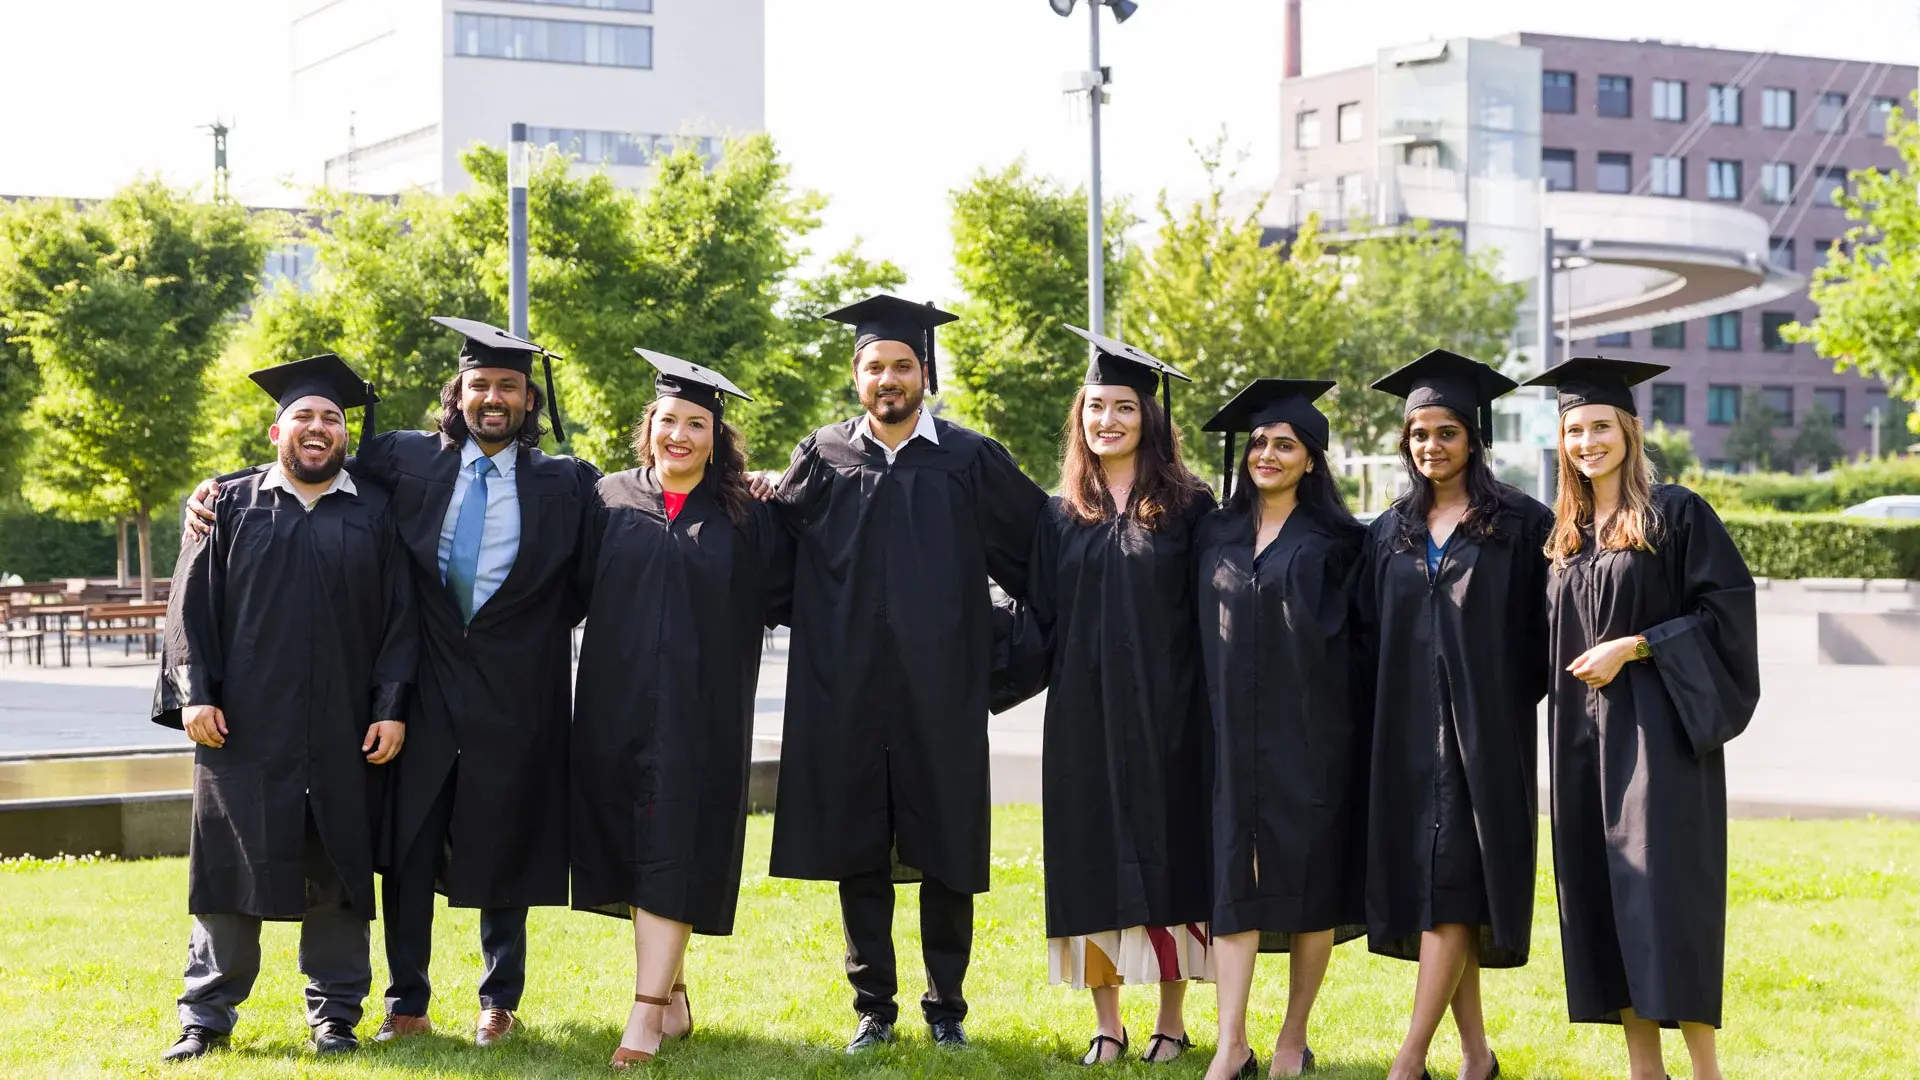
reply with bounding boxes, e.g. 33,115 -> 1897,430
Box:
637,348 -> 752,419
1523,355 -> 1669,416
249,352 -> 381,453
430,315 -> 567,440
1067,324 -> 1189,415
821,294 -> 959,394
1203,378 -> 1337,500
1371,348 -> 1518,448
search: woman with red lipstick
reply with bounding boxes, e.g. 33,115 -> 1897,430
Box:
570,350 -> 792,1070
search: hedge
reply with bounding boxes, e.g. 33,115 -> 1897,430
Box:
0,504 -> 182,585
1682,456 -> 1920,514
1720,512 -> 1920,580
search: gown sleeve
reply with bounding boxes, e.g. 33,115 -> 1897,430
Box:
971,437 -> 1048,602
753,498 -> 797,629
152,496 -> 228,728
771,436 -> 828,535
343,430 -> 398,487
1640,490 -> 1761,758
989,505 -> 1058,714
369,503 -> 420,724
1518,502 -> 1556,709
562,458 -> 606,627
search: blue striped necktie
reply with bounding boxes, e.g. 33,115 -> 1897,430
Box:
446,457 -> 495,623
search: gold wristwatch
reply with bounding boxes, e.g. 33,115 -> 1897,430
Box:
1632,636 -> 1651,661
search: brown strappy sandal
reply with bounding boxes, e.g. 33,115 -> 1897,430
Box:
610,993 -> 673,1071
670,982 -> 693,1040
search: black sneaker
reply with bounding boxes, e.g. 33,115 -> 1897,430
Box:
162,1026 -> 230,1062
930,1017 -> 968,1048
845,1013 -> 895,1053
309,1019 -> 360,1055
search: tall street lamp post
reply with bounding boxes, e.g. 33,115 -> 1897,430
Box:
1050,0 -> 1138,336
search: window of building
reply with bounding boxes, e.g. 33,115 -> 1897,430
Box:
1707,312 -> 1740,350
1813,387 -> 1846,426
1596,152 -> 1631,194
453,13 -> 652,68
1708,159 -> 1742,200
1542,148 -> 1576,191
1760,161 -> 1794,204
1813,237 -> 1838,261
1708,84 -> 1742,125
1650,155 -> 1685,197
1337,173 -> 1367,221
1708,458 -> 1737,473
1761,311 -> 1796,351
527,126 -> 722,169
1651,322 -> 1685,349
1649,384 -> 1685,425
1543,71 -> 1575,114
1597,330 -> 1631,347
1295,110 -> 1321,149
1761,385 -> 1794,423
1292,179 -> 1323,222
1707,385 -> 1741,425
1597,75 -> 1632,118
517,0 -> 652,9
1816,165 -> 1848,206
1816,91 -> 1847,132
1337,102 -> 1363,143
1652,79 -> 1686,121
1762,87 -> 1796,129
1869,96 -> 1898,137
1770,236 -> 1795,271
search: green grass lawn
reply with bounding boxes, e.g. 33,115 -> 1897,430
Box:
4,807 -> 1917,1079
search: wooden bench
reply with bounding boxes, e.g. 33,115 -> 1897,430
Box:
1,601 -> 49,665
61,603 -> 168,667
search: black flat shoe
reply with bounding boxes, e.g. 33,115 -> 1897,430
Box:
1081,1028 -> 1127,1065
845,1013 -> 894,1053
1142,1031 -> 1191,1064
161,1026 -> 229,1062
930,1017 -> 968,1048
309,1019 -> 359,1055
1236,1052 -> 1260,1079
1270,1045 -> 1315,1076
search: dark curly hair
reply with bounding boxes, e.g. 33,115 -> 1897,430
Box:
630,397 -> 754,527
437,371 -> 546,451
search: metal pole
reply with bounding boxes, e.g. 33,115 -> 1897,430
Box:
1539,224 -> 1558,505
1086,2 -> 1105,335
508,122 -> 531,339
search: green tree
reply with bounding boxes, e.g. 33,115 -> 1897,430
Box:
1645,420 -> 1698,480
1789,402 -> 1845,472
942,161 -> 1134,487
1783,95 -> 1920,430
0,182 -> 269,597
1722,390 -> 1785,472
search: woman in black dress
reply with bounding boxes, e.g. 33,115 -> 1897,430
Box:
570,352 -> 791,1070
1029,327 -> 1215,1066
1525,357 -> 1759,1080
1357,350 -> 1552,1080
1195,380 -> 1368,1080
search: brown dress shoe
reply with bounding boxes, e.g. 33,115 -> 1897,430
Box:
374,1013 -> 432,1042
475,1007 -> 518,1047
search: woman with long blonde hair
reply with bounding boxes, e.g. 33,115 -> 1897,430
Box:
1525,357 -> 1760,1080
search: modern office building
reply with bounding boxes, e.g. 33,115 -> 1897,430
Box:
291,0 -> 765,195
1274,28 -> 1913,468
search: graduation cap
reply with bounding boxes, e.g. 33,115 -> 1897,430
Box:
1203,379 -> 1337,500
636,348 -> 752,419
430,316 -> 567,441
1523,355 -> 1670,416
1370,348 -> 1518,448
1066,324 -> 1189,416
821,294 -> 959,394
248,352 -> 382,451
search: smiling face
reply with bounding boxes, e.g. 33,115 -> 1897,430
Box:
271,395 -> 348,483
854,340 -> 926,426
461,367 -> 531,447
1080,385 -> 1142,463
1246,421 -> 1311,495
1561,403 -> 1629,484
649,398 -> 715,483
1404,405 -> 1473,486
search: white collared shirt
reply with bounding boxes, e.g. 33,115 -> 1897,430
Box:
848,407 -> 940,465
260,463 -> 357,512
436,439 -> 521,615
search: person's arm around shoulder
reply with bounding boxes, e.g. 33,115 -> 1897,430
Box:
156,486 -> 232,747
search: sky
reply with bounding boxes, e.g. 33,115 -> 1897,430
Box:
2,0 -> 1917,301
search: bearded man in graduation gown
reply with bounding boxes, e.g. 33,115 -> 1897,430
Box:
184,318 -> 600,1047
763,295 -> 1049,1052
155,355 -> 417,1062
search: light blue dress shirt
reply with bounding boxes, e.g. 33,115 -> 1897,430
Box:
437,439 -> 521,615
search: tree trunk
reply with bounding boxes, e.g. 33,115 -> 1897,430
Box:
116,517 -> 130,587
135,505 -> 154,603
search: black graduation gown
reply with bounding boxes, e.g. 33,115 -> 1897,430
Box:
1548,484 -> 1759,1027
1030,492 -> 1214,939
153,472 -> 417,920
768,416 -> 1048,894
351,430 -> 599,909
1196,506 -> 1369,949
569,469 -> 793,935
1355,486 -> 1552,968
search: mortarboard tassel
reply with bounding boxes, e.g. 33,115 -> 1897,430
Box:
359,381 -> 378,454
1221,432 -> 1235,502
924,300 -> 940,395
1161,372 -> 1172,422
541,352 -> 567,443
1479,402 -> 1495,448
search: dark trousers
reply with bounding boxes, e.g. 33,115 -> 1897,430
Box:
839,869 -> 973,1026
382,767 -> 528,1015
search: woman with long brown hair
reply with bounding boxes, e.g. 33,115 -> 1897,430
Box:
1195,380 -> 1369,1080
569,350 -> 791,1070
1525,357 -> 1759,1080
1356,350 -> 1552,1080
1027,327 -> 1214,1066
